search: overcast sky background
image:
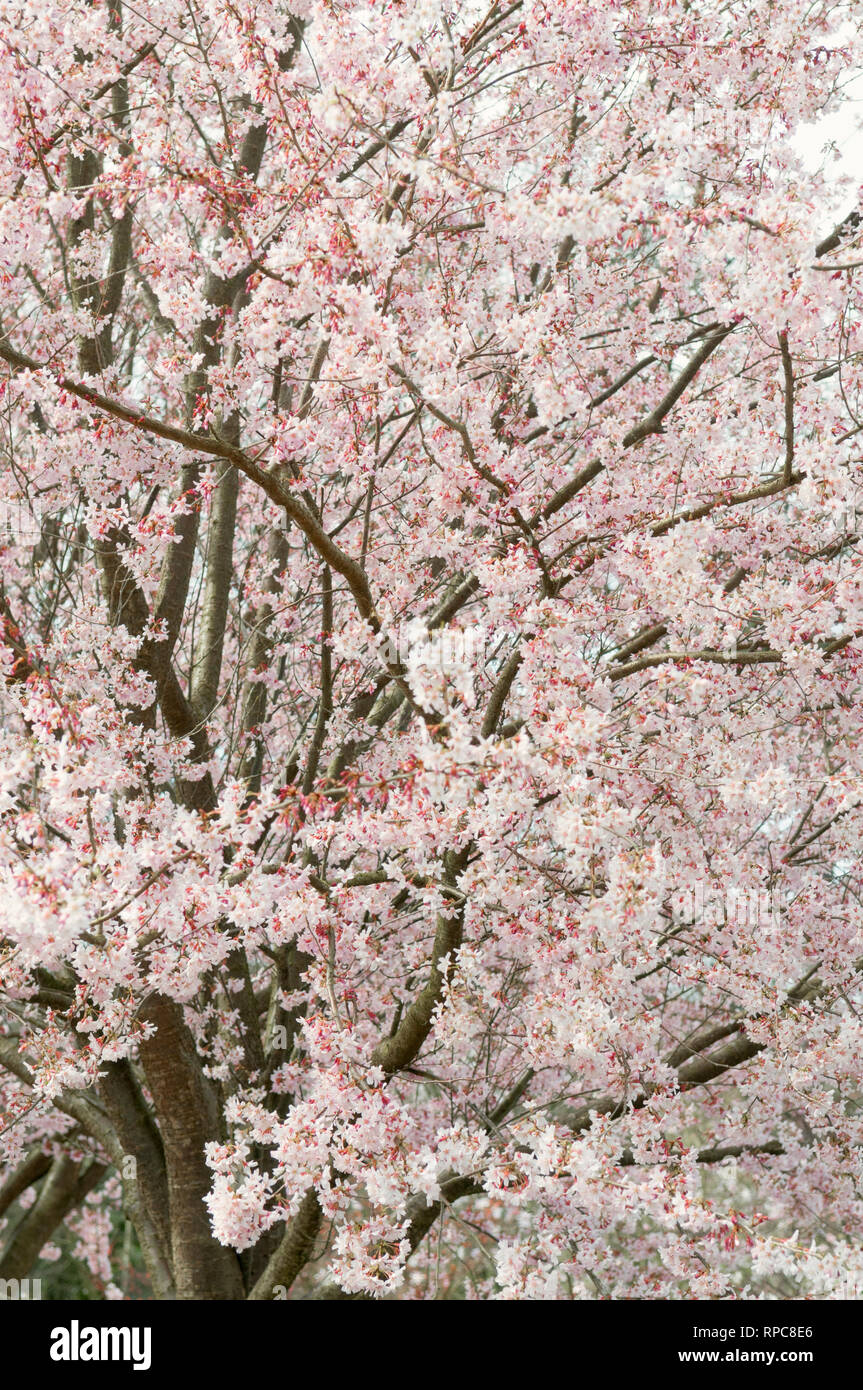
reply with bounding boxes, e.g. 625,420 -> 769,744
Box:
795,65 -> 862,212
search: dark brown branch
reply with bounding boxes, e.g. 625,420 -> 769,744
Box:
247,1188 -> 322,1300
371,847 -> 470,1076
779,330 -> 795,484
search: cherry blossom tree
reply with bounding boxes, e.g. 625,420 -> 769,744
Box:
0,0 -> 862,1301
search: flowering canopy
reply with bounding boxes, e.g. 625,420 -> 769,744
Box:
0,0 -> 862,1300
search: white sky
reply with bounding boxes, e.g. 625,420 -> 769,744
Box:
795,68 -> 863,203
